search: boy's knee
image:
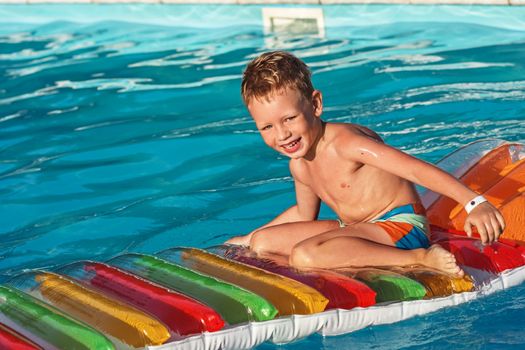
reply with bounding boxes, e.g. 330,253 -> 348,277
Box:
289,244 -> 315,268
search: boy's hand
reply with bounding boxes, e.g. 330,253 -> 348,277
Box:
225,234 -> 251,247
463,202 -> 506,245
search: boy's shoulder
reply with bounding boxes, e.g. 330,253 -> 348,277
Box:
325,122 -> 383,149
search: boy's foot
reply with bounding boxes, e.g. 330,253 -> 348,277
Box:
421,244 -> 464,277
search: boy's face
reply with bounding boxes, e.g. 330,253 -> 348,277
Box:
248,87 -> 323,159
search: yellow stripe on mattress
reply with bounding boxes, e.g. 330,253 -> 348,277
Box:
392,267 -> 475,297
450,274 -> 475,293
181,248 -> 328,315
35,272 -> 171,347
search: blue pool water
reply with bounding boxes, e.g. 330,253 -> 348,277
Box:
1,4 -> 525,349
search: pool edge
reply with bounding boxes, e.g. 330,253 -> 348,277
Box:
0,0 -> 523,6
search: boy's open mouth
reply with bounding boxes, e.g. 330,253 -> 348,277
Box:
281,137 -> 301,154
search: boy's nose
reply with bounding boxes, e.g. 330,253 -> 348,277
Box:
277,127 -> 291,141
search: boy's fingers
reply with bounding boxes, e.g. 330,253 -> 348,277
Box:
490,216 -> 502,240
484,221 -> 495,244
476,221 -> 488,245
464,220 -> 473,238
496,211 -> 506,232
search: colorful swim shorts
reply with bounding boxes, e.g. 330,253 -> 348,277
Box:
338,203 -> 430,250
372,203 -> 430,250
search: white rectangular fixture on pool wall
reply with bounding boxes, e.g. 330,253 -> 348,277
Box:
262,8 -> 325,38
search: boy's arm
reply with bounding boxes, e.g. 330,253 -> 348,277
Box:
226,169 -> 321,246
343,135 -> 505,245
259,178 -> 322,227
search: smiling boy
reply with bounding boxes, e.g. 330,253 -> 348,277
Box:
227,51 -> 505,276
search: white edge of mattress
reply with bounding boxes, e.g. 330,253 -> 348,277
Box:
146,265 -> 525,350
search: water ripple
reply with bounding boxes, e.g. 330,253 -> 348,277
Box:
376,61 -> 514,73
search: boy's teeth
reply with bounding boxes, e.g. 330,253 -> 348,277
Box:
285,140 -> 298,148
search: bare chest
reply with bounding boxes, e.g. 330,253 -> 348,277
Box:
303,159 -> 369,207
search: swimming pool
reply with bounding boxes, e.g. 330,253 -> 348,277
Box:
1,4 -> 525,349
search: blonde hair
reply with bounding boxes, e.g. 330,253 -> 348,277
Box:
241,51 -> 314,105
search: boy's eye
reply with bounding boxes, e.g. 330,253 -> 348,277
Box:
285,116 -> 297,122
260,125 -> 272,131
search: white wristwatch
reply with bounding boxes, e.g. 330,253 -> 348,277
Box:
465,195 -> 488,214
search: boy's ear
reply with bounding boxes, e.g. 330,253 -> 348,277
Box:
311,90 -> 323,117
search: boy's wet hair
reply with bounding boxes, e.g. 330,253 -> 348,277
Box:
241,51 -> 314,105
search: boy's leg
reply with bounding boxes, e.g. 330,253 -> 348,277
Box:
249,220 -> 341,256
247,219 -> 463,276
289,223 -> 463,276
249,219 -> 399,256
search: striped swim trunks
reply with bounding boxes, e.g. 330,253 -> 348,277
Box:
371,203 -> 430,250
337,203 -> 430,250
